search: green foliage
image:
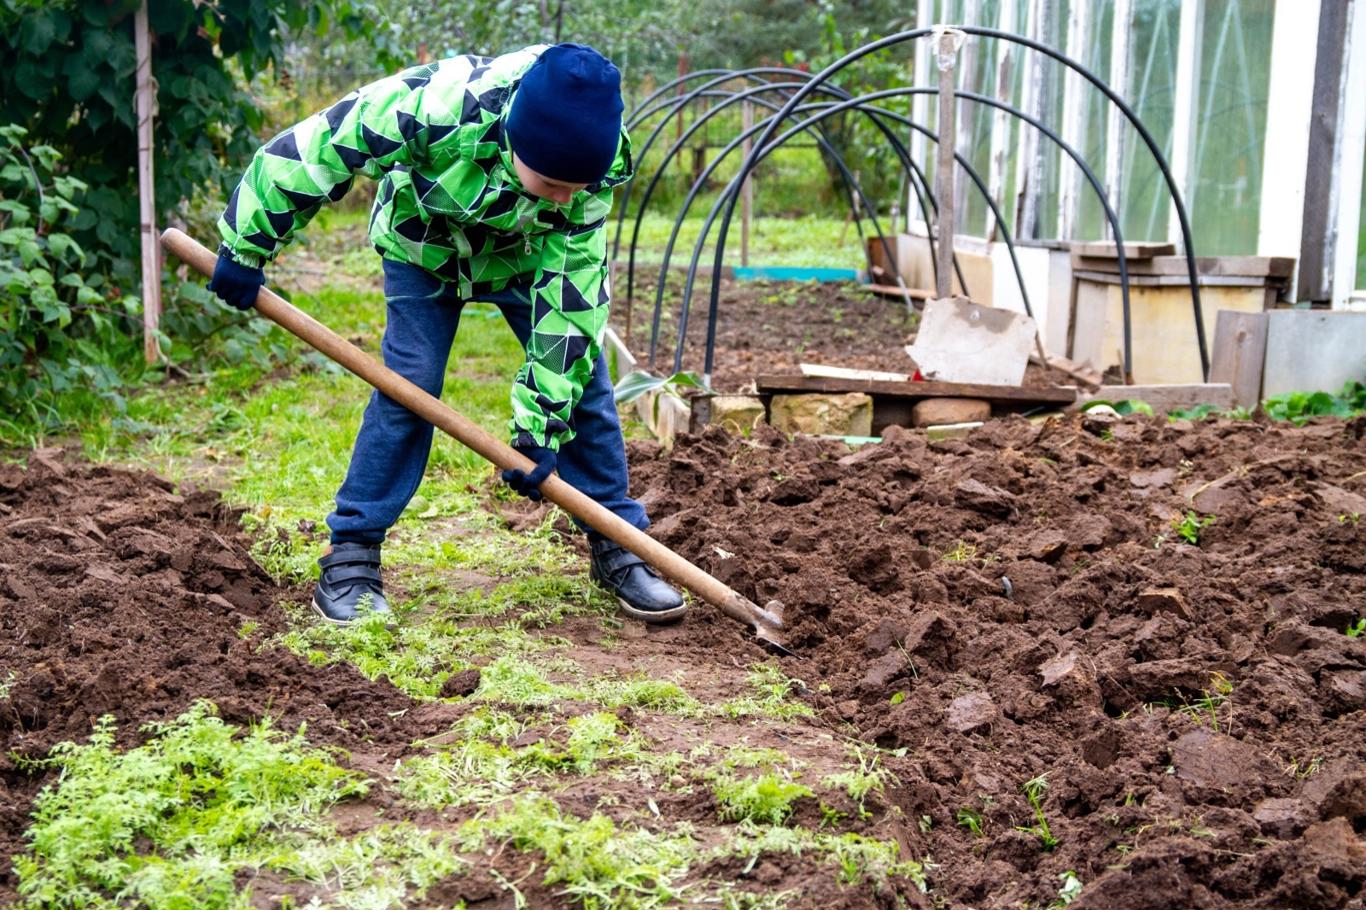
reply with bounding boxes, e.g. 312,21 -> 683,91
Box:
459,795 -> 695,909
1017,774 -> 1060,851
1169,381 -> 1365,423
1263,381 -> 1366,424
956,807 -> 984,837
0,1 -> 390,438
1347,618 -> 1365,639
723,822 -> 927,892
1171,510 -> 1216,545
716,663 -> 814,720
397,710 -> 648,810
820,747 -> 896,820
0,0 -> 394,276
713,772 -> 815,825
613,369 -> 711,428
13,701 -> 369,909
0,125 -> 146,433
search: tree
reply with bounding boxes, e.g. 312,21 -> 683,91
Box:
0,0 -> 396,282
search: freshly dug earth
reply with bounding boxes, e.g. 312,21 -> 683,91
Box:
613,275 -> 1069,391
628,414 -> 1366,909
0,453 -> 923,910
0,452 -> 466,902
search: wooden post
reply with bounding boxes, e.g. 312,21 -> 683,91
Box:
741,99 -> 753,267
934,29 -> 963,300
134,0 -> 161,363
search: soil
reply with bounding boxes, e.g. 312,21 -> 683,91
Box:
626,413 -> 1366,909
4,406 -> 1364,908
612,274 -> 1070,392
0,452 -> 468,902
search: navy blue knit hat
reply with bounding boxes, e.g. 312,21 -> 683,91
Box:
507,43 -> 624,185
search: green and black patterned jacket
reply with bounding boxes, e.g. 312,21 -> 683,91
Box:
218,45 -> 633,451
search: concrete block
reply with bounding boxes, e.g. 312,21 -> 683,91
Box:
770,393 -> 873,437
706,395 -> 767,435
911,397 -> 991,427
1262,311 -> 1366,397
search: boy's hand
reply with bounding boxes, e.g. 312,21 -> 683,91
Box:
208,248 -> 265,311
502,446 -> 557,501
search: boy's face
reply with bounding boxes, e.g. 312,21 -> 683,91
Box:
512,153 -> 589,204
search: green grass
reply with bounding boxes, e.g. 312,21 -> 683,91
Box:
12,703 -> 463,910
623,212 -> 866,271
719,822 -> 927,892
820,746 -> 897,820
457,795 -> 696,909
712,773 -> 814,825
397,710 -> 651,810
715,663 -> 814,721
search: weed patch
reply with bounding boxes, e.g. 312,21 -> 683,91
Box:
12,702 -> 462,909
459,795 -> 695,909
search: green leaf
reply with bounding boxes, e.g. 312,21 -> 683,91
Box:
613,369 -> 709,405
47,233 -> 86,265
18,12 -> 57,55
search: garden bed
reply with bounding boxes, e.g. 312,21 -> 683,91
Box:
3,408 -> 1363,908
613,275 -> 1071,392
625,413 -> 1366,908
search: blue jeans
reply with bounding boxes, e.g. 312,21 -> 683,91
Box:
327,258 -> 648,544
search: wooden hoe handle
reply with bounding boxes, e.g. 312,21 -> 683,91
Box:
160,229 -> 786,649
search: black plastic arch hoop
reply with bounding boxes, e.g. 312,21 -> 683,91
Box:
695,26 -> 1208,382
670,87 -> 1124,379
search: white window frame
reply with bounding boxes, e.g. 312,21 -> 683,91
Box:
1334,0 -> 1366,308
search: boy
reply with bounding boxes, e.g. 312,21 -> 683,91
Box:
207,43 -> 684,626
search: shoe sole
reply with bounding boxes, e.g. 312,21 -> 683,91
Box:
590,565 -> 688,625
614,596 -> 688,625
311,594 -> 356,627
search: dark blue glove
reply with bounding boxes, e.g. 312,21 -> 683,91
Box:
208,247 -> 265,311
501,446 -> 557,501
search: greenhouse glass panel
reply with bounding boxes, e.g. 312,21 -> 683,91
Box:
1032,0 -> 1072,239
1357,145 -> 1366,290
1118,0 -> 1180,241
958,0 -> 1003,237
994,0 -> 1031,238
1188,0 -> 1274,255
1071,0 -> 1117,241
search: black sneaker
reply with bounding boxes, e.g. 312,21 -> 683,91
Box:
312,542 -> 390,625
589,535 -> 687,624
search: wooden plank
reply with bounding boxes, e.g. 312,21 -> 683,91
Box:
1072,270 -> 1278,289
134,0 -> 161,364
1080,383 -> 1236,414
1031,351 -> 1102,388
799,363 -> 911,382
934,29 -> 960,301
756,373 -> 1077,404
1071,240 -> 1176,259
1208,311 -> 1269,410
1070,255 -> 1297,279
865,282 -> 934,300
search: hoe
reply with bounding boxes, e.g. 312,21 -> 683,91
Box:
161,229 -> 789,654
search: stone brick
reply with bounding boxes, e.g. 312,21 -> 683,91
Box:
707,395 -> 767,435
769,393 -> 873,437
910,397 -> 991,428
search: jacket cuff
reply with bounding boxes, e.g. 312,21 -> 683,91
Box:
217,242 -> 267,270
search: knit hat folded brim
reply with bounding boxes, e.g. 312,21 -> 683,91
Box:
506,43 -> 625,185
